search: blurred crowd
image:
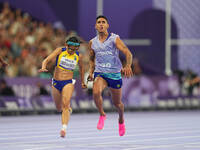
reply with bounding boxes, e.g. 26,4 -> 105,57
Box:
174,69 -> 200,96
0,2 -> 89,78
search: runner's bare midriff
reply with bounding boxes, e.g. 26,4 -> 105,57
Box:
53,67 -> 73,80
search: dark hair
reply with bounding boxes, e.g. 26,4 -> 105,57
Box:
66,36 -> 80,44
96,15 -> 108,23
66,36 -> 81,46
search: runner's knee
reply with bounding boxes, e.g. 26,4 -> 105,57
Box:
113,101 -> 124,109
62,98 -> 70,109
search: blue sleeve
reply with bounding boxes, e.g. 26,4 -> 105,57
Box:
62,47 -> 66,51
76,51 -> 79,56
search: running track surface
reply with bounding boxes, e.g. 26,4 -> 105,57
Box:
0,111 -> 200,150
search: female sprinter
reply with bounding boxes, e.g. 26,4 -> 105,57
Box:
38,36 -> 87,138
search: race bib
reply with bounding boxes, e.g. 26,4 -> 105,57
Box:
59,57 -> 76,70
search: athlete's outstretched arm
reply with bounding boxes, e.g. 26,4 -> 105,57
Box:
78,54 -> 87,88
115,37 -> 133,78
88,40 -> 95,81
38,47 -> 62,72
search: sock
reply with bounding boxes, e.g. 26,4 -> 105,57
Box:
62,124 -> 67,131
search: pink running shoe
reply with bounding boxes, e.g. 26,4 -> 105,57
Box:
60,129 -> 66,138
119,122 -> 125,136
97,115 -> 106,130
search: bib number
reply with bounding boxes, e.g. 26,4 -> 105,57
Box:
99,63 -> 111,68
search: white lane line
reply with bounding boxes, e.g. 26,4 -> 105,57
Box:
3,141 -> 200,150
1,123 -> 199,133
0,130 -> 200,143
65,136 -> 200,148
123,142 -> 200,150
1,135 -> 200,150
0,123 -> 200,139
25,145 -> 66,150
184,145 -> 200,148
0,126 -> 199,137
